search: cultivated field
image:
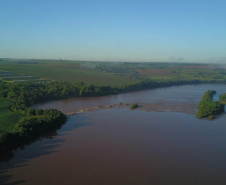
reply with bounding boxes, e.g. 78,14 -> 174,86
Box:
0,59 -> 226,86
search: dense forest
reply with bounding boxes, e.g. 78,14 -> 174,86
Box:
197,90 -> 225,120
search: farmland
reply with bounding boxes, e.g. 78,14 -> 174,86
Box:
0,60 -> 138,86
0,59 -> 226,86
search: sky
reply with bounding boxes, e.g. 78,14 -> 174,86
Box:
0,0 -> 226,63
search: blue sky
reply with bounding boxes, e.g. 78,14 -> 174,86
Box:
0,0 -> 226,63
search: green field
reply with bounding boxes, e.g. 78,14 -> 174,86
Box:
0,59 -> 226,86
0,60 -> 139,86
0,99 -> 26,131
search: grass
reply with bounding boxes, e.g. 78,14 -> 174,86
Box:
0,99 -> 26,131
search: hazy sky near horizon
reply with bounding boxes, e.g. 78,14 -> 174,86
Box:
0,0 -> 226,63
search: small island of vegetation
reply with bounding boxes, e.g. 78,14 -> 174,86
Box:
197,90 -> 225,120
130,103 -> 138,110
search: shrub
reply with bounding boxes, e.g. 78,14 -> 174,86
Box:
130,103 -> 138,110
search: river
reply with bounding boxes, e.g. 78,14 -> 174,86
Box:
1,84 -> 226,185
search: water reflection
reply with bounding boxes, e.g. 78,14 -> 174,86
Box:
0,114 -> 92,185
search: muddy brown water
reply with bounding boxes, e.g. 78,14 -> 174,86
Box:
1,84 -> 226,185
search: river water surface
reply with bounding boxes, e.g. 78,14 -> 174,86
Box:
1,84 -> 226,185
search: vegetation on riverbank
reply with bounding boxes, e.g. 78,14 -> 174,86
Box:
0,78 -> 216,109
0,109 -> 66,151
197,90 -> 225,119
0,83 -> 67,152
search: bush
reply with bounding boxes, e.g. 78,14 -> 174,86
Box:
130,103 -> 138,110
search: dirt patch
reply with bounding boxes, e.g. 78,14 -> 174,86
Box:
138,69 -> 173,76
